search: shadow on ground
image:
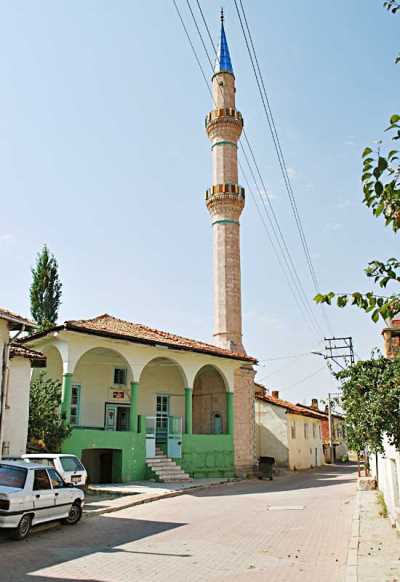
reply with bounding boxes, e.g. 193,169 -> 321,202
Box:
192,463 -> 357,498
0,515 -> 188,582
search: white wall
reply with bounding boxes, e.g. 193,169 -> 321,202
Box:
255,399 -> 289,466
287,414 -> 324,470
2,357 -> 31,456
73,348 -> 134,427
370,436 -> 400,529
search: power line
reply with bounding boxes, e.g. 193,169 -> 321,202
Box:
176,0 -> 325,342
233,0 -> 334,337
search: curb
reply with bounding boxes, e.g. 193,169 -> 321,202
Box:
345,491 -> 360,582
83,478 -> 241,518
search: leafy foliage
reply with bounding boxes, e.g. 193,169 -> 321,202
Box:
30,245 -> 62,331
336,354 -> 400,453
28,373 -> 71,452
314,6 -> 400,322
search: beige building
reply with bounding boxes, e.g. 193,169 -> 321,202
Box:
0,308 -> 45,457
255,388 -> 324,470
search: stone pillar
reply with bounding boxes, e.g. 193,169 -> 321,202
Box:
233,365 -> 256,476
61,373 -> 73,422
184,387 -> 193,435
226,391 -> 234,435
130,382 -> 139,433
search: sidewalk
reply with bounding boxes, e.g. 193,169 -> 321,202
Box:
346,490 -> 400,581
83,477 -> 237,516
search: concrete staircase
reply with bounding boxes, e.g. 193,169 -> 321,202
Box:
146,448 -> 192,483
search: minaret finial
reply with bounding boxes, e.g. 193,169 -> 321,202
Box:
214,7 -> 234,75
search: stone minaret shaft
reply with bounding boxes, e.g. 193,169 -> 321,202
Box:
205,14 -> 245,354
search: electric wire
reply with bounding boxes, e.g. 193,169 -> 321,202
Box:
233,0 -> 334,337
173,0 -> 325,343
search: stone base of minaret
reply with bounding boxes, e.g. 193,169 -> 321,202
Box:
233,365 -> 257,476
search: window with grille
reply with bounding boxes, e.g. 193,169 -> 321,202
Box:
70,384 -> 81,426
113,368 -> 127,386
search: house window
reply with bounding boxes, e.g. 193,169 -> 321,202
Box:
70,384 -> 81,426
304,423 -> 309,440
113,368 -> 127,386
291,422 -> 296,439
313,424 -> 316,439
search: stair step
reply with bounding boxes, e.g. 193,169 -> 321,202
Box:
146,453 -> 191,483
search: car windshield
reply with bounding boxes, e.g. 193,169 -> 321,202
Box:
0,465 -> 27,489
60,456 -> 84,472
29,458 -> 55,468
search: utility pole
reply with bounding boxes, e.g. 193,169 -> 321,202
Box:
327,392 -> 333,463
324,336 -> 355,371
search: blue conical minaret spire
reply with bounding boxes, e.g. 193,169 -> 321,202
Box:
214,8 -> 234,75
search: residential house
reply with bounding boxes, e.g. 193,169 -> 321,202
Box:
369,319 -> 400,529
297,399 -> 347,463
255,388 -> 324,470
25,314 -> 256,483
0,308 -> 45,457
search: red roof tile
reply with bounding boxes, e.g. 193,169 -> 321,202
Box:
26,314 -> 257,363
0,307 -> 35,329
256,392 -> 326,420
9,344 -> 46,364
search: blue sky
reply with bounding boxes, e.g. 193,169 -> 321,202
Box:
0,1 -> 398,403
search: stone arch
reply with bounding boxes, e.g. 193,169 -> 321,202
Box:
72,347 -> 134,429
138,357 -> 187,419
192,364 -> 228,435
41,345 -> 64,383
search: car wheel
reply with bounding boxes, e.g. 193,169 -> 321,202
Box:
62,502 -> 82,526
12,514 -> 32,541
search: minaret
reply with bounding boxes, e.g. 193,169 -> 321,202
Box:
205,11 -> 245,354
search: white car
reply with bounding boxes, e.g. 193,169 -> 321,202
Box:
22,454 -> 87,487
0,461 -> 84,540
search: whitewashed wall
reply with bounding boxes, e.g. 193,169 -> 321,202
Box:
370,436 -> 400,529
255,399 -> 289,466
2,357 -> 31,456
287,414 -> 324,470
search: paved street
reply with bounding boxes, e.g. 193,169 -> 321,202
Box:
0,465 -> 356,582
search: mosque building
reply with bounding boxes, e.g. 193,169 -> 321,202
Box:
24,13 -> 257,482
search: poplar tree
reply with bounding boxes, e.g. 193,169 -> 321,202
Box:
30,245 -> 62,331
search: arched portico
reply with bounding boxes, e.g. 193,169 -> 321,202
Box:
192,365 -> 233,435
138,357 -> 187,456
65,347 -> 135,429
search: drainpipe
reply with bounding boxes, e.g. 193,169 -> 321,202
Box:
0,327 -> 25,458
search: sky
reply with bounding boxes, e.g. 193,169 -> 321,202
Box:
0,1 -> 398,404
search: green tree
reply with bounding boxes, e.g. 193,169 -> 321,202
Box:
336,354 -> 400,453
28,373 -> 71,452
315,3 -> 399,323
30,245 -> 62,331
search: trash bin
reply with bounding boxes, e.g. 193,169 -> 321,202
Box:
258,456 -> 275,480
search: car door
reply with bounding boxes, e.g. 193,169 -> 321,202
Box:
47,468 -> 73,519
32,469 -> 56,523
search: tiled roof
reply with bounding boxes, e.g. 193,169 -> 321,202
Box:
26,314 -> 257,363
0,307 -> 35,330
296,403 -> 344,420
9,344 -> 46,364
256,392 -> 326,420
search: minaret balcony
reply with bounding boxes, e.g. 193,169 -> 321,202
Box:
205,183 -> 245,201
205,108 -> 243,130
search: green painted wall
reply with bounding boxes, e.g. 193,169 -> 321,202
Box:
62,428 -> 146,482
62,429 -> 235,482
179,434 -> 234,478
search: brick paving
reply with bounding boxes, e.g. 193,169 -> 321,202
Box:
0,465 -> 356,582
357,490 -> 400,582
